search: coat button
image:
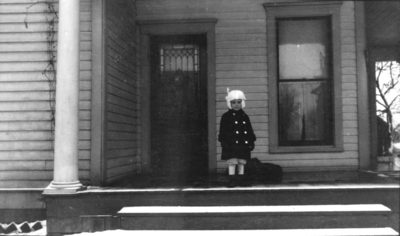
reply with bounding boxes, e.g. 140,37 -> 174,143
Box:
235,121 -> 238,124
236,131 -> 239,134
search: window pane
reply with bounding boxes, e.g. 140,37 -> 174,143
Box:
279,81 -> 332,145
160,44 -> 199,73
278,18 -> 330,80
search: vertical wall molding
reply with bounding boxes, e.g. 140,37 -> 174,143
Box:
355,1 -> 371,169
91,0 -> 107,185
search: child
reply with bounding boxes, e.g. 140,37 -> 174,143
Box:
219,88 -> 256,187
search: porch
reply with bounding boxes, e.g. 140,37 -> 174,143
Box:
38,2 -> 400,235
108,169 -> 400,189
44,170 -> 400,235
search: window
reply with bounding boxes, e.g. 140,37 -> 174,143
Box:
264,2 -> 343,153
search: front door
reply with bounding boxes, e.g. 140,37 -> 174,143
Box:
150,34 -> 208,181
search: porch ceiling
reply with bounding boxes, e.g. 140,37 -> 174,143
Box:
365,1 -> 400,47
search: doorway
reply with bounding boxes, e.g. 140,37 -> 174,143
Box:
149,35 -> 208,180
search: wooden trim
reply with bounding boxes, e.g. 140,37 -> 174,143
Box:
207,25 -> 217,172
265,2 -> 344,154
90,0 -> 108,185
138,19 -> 218,26
138,19 -> 218,173
138,19 -> 218,35
264,1 -> 343,8
368,50 -> 378,167
264,2 -> 342,16
266,12 -> 279,150
270,146 -> 344,154
355,2 -> 371,170
368,46 -> 399,61
140,34 -> 151,173
331,4 -> 344,152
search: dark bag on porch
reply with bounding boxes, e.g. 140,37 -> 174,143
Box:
262,162 -> 283,182
245,158 -> 283,183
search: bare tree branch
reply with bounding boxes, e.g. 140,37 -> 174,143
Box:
376,99 -> 387,108
375,61 -> 400,141
388,94 -> 400,108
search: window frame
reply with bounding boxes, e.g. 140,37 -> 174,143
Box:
264,1 -> 343,153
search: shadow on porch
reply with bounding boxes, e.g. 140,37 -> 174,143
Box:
107,170 -> 399,189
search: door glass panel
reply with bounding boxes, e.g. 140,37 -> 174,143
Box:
160,44 -> 199,72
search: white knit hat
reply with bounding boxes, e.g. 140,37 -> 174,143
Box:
225,88 -> 246,109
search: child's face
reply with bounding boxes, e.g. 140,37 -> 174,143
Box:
230,99 -> 242,111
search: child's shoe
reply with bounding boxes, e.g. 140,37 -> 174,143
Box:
227,175 -> 236,187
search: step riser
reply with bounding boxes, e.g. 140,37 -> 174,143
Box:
46,189 -> 400,217
48,214 -> 399,232
120,214 -> 392,230
44,189 -> 400,235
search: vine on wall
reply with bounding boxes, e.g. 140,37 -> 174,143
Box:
24,1 -> 58,136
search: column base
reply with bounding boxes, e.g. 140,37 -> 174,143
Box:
43,181 -> 85,195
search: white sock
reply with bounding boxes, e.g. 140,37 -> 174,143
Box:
238,163 -> 244,175
228,164 -> 236,175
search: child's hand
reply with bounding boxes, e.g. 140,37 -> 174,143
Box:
249,143 -> 255,151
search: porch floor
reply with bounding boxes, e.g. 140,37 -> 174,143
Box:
107,170 -> 399,190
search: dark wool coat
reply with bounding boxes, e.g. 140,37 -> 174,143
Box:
218,109 -> 256,161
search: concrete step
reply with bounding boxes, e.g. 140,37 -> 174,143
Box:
69,228 -> 400,236
117,204 -> 393,230
45,186 -> 400,235
118,204 -> 391,215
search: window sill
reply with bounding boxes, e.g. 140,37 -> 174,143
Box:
270,145 -> 344,154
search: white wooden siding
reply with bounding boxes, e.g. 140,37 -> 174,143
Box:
137,0 -> 359,172
0,0 -> 92,188
105,0 -> 140,184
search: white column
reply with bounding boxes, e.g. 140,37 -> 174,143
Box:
44,0 -> 82,194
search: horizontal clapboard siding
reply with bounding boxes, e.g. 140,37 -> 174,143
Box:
105,0 -> 140,184
0,0 -> 92,187
137,0 -> 359,172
